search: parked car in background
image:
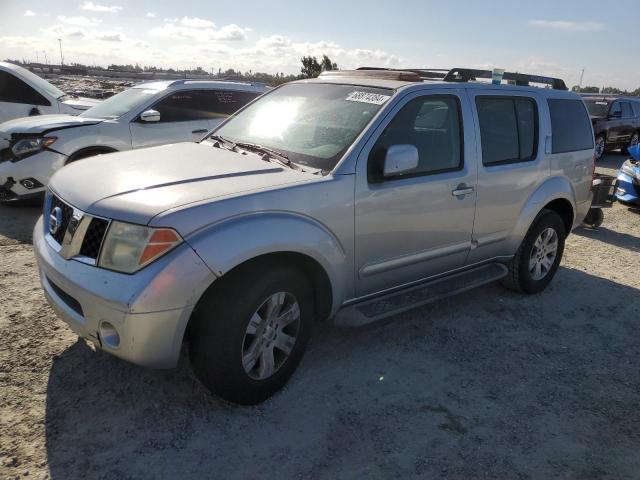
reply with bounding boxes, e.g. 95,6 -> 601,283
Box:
0,80 -> 267,201
616,143 -> 640,205
0,62 -> 100,123
581,94 -> 640,160
34,68 -> 594,404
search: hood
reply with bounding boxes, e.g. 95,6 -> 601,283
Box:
0,114 -> 104,137
49,142 -> 319,225
61,96 -> 102,111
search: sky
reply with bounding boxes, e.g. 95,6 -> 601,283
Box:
0,0 -> 638,90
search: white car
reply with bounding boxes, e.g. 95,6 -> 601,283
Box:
0,62 -> 100,123
0,79 -> 267,201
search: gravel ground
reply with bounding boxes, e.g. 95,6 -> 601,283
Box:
1,153 -> 639,480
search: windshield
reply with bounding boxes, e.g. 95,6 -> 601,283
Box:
584,99 -> 609,117
80,87 -> 158,119
213,83 -> 393,170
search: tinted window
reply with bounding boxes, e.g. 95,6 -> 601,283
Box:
369,95 -> 462,180
633,102 -> 640,118
152,89 -> 259,122
584,99 -> 609,117
0,71 -> 50,106
621,102 -> 634,118
610,102 -> 622,117
476,96 -> 538,165
548,99 -> 594,153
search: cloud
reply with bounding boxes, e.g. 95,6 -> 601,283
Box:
146,12 -> 156,18
57,15 -> 102,27
97,33 -> 123,42
149,22 -> 251,41
24,10 -> 36,17
529,19 -> 603,32
80,1 -> 122,13
180,16 -> 215,28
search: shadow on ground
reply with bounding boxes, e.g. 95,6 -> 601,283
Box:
0,203 -> 41,245
44,267 -> 640,479
574,225 -> 640,253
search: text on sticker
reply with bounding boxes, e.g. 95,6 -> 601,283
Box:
346,91 -> 391,105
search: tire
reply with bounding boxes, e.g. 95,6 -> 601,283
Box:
582,207 -> 604,228
628,132 -> 639,153
594,135 -> 606,161
502,210 -> 566,294
189,263 -> 314,405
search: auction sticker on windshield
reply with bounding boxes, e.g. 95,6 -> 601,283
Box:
346,91 -> 391,105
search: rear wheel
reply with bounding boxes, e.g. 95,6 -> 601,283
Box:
502,210 -> 566,294
189,263 -> 314,405
594,135 -> 606,160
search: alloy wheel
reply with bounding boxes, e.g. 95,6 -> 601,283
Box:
529,227 -> 559,281
241,292 -> 301,380
595,137 -> 605,159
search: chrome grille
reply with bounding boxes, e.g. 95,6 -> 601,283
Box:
45,192 -> 110,264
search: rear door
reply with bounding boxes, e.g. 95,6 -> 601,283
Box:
0,70 -> 56,122
129,89 -> 215,148
466,91 -> 545,264
354,89 -> 477,296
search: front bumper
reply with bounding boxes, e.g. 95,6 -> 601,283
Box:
0,150 -> 67,200
615,172 -> 640,205
34,216 -> 216,368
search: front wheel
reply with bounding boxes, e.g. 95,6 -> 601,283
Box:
189,263 -> 314,405
502,210 -> 566,294
594,135 -> 606,160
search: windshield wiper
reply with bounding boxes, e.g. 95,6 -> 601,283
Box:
209,134 -> 237,150
233,141 -> 290,163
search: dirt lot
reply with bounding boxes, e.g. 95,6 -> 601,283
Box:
1,153 -> 639,480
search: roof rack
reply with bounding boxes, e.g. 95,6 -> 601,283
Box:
357,67 -> 568,90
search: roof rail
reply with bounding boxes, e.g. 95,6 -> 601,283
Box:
320,69 -> 423,82
443,68 -> 567,90
357,66 -> 568,90
168,78 -> 261,87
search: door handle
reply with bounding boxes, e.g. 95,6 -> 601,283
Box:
452,184 -> 474,197
192,129 -> 208,134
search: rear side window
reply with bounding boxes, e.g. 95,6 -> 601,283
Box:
547,99 -> 594,153
152,89 -> 259,122
621,102 -> 634,118
633,102 -> 640,117
0,70 -> 51,106
476,96 -> 538,165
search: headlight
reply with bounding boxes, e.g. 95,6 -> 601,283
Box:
11,136 -> 57,160
98,221 -> 182,274
621,161 -> 639,179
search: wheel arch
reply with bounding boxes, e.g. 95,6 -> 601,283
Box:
509,177 -> 576,251
66,146 -> 118,164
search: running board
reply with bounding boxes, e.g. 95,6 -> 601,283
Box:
334,263 -> 508,327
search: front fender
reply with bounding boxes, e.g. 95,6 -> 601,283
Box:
185,211 -> 349,314
507,176 -> 576,252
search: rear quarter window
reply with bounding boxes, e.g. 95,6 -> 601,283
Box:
547,99 -> 594,153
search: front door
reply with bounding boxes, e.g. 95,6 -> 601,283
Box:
354,90 -> 477,297
130,89 -> 214,148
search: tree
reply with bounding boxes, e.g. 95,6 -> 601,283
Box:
300,56 -> 322,78
571,85 -> 599,93
601,86 -> 623,95
321,54 -> 338,72
630,87 -> 640,97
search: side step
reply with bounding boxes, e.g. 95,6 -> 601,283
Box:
334,263 -> 508,327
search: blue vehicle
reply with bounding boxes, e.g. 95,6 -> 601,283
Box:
616,144 -> 640,205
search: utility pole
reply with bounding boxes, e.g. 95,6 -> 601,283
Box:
43,51 -> 48,65
58,38 -> 64,66
578,68 -> 585,91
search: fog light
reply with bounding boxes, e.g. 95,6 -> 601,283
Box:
99,321 -> 120,349
20,178 -> 43,190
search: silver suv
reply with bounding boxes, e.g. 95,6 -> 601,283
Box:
34,68 -> 595,404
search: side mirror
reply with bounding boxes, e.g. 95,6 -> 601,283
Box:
139,109 -> 160,123
383,144 -> 419,177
